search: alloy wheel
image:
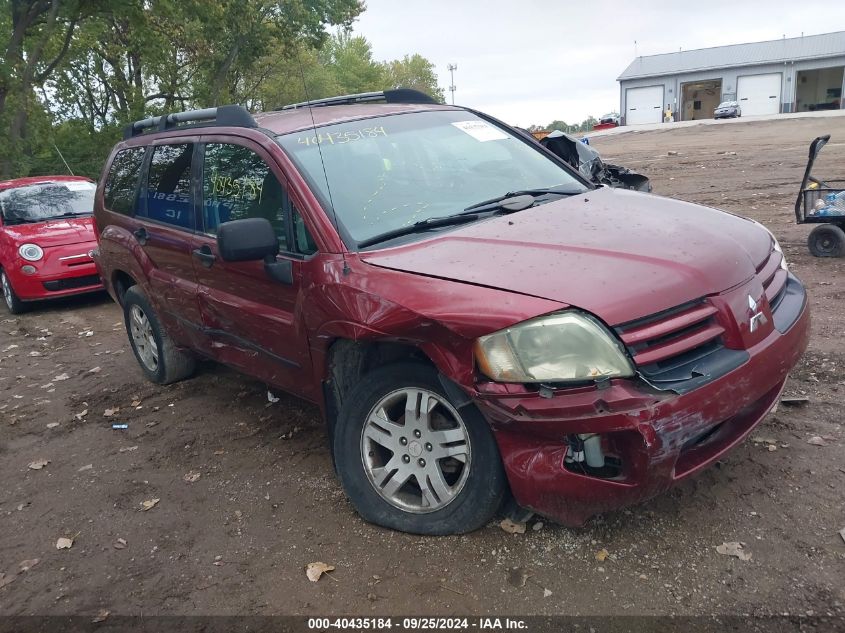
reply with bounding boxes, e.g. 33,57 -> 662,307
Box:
360,388 -> 471,513
2,272 -> 13,310
129,304 -> 159,371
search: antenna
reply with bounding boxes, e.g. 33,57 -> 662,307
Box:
447,63 -> 458,105
293,48 -> 349,275
53,143 -> 74,176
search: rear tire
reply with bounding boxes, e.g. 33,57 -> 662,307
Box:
1,269 -> 27,315
808,224 -> 845,258
122,285 -> 195,384
333,362 -> 506,535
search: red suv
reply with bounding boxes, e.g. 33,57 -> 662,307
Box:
92,91 -> 810,535
1,176 -> 102,314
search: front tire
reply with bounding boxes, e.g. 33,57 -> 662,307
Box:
808,224 -> 845,258
333,363 -> 506,535
122,285 -> 195,384
1,269 -> 27,314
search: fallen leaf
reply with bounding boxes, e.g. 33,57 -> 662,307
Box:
103,408 -> 119,417
499,518 -> 526,534
130,399 -> 141,407
839,528 -> 845,545
28,458 -> 49,470
807,436 -> 830,446
767,444 -> 777,452
75,409 -> 88,420
141,498 -> 160,511
183,471 -> 201,483
543,588 -> 553,598
19,559 -> 39,572
306,562 -> 335,582
29,351 -> 42,357
751,436 -> 777,444
267,390 -> 280,403
56,537 -> 74,550
92,609 -> 110,623
113,538 -> 127,550
47,422 -> 59,429
715,541 -> 751,561
595,548 -> 609,562
53,373 -> 69,381
119,445 -> 138,453
78,464 -> 93,472
213,450 -> 225,456
88,366 -> 101,374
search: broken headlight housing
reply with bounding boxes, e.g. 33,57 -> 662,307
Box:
474,312 -> 635,384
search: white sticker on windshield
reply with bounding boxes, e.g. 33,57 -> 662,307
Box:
451,120 -> 508,142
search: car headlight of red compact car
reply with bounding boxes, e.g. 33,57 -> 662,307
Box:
474,312 -> 635,383
18,243 -> 44,262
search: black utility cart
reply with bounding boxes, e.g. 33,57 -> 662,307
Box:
796,134 -> 845,257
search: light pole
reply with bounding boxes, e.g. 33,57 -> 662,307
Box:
447,63 -> 457,105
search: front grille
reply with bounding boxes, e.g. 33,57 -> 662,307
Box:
42,275 -> 101,292
616,300 -> 724,369
615,299 -> 746,394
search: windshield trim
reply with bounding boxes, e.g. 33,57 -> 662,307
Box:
276,109 -> 593,252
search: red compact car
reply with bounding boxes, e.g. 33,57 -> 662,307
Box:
0,176 -> 102,313
93,92 -> 810,535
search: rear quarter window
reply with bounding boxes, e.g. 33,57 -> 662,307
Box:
103,147 -> 146,215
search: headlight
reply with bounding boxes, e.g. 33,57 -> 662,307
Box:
18,243 -> 44,261
474,311 -> 635,383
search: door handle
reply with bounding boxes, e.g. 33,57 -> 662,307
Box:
192,245 -> 216,268
133,227 -> 149,245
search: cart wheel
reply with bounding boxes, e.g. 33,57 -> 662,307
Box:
808,224 -> 845,258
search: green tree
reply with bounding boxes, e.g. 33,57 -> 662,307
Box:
381,53 -> 443,102
0,0 -> 89,177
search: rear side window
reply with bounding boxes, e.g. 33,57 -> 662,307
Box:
202,143 -> 290,250
145,144 -> 195,229
103,147 -> 145,215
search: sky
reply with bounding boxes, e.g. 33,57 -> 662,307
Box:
352,0 -> 845,127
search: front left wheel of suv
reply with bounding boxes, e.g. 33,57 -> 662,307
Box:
333,362 -> 506,535
122,285 -> 196,384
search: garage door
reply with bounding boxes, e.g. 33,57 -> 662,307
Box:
737,73 -> 781,116
625,86 -> 664,125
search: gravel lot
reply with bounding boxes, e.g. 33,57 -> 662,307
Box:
1,115 -> 844,621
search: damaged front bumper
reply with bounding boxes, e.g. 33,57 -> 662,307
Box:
471,288 -> 810,527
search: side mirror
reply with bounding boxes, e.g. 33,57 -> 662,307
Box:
217,217 -> 279,262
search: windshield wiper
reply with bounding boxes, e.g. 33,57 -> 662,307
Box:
43,212 -> 92,220
357,213 -> 480,248
463,187 -> 582,213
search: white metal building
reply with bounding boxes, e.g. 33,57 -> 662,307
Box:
617,31 -> 845,125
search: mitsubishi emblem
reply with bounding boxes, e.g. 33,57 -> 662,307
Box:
747,294 -> 768,333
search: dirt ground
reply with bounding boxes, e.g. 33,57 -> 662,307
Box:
1,116 -> 844,621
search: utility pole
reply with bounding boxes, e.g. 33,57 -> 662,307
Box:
447,63 -> 457,105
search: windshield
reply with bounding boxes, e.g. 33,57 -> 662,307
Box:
277,110 -> 587,245
0,181 -> 95,225
717,101 -> 737,108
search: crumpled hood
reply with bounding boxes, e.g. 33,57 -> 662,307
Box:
360,187 -> 772,326
1,217 -> 95,248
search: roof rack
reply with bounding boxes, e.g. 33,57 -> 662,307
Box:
123,104 -> 257,139
278,88 -> 438,111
